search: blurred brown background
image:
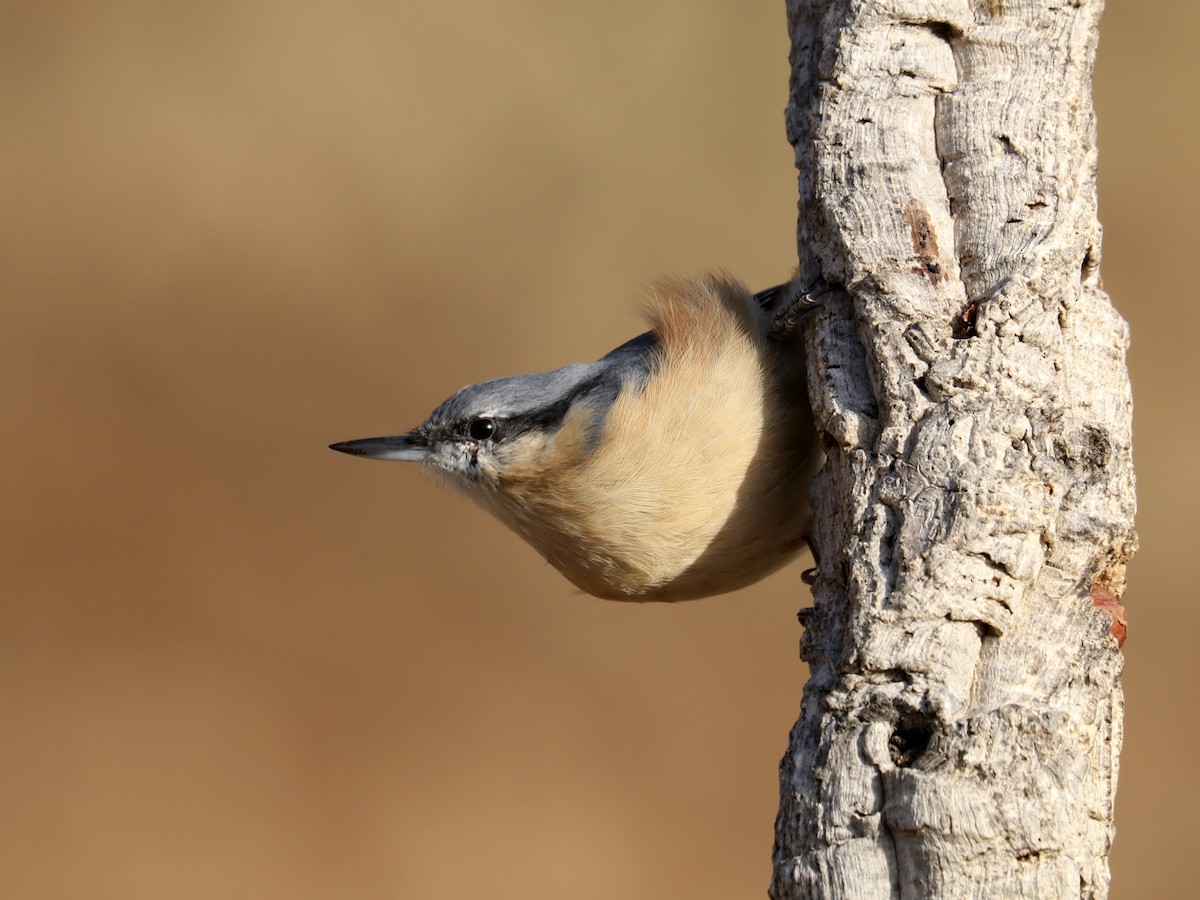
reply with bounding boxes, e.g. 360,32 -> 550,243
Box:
1,2 -> 1190,898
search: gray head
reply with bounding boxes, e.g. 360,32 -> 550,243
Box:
330,331 -> 657,489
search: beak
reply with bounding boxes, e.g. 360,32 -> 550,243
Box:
328,432 -> 429,462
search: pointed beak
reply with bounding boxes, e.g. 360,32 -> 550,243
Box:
328,432 -> 429,462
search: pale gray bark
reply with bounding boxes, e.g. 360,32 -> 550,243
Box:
772,1 -> 1134,898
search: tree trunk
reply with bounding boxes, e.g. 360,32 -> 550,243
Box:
771,1 -> 1135,898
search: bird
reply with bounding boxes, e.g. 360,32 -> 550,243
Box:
331,273 -> 824,601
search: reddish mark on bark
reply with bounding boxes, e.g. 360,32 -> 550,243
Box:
1091,582 -> 1127,647
952,300 -> 979,339
904,199 -> 945,285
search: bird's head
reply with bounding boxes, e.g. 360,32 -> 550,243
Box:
330,332 -> 655,495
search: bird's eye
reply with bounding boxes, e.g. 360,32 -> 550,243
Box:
468,417 -> 496,441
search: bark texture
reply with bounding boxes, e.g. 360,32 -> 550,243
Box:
772,1 -> 1135,898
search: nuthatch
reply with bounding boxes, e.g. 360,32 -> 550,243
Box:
331,274 -> 822,601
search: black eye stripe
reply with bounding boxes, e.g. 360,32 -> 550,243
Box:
453,370 -> 627,445
507,372 -> 617,434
